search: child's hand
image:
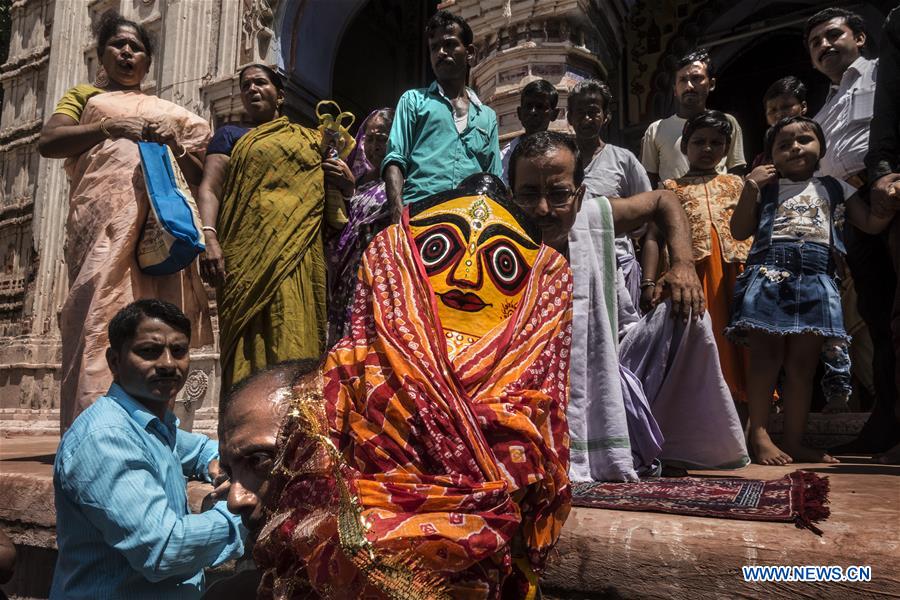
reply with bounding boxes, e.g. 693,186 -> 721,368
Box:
746,164 -> 777,188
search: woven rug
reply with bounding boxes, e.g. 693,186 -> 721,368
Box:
570,470 -> 830,535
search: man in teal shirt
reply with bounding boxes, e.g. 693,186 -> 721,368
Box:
383,10 -> 501,222
51,300 -> 245,599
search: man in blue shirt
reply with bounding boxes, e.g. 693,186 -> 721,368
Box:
383,10 -> 501,222
51,299 -> 245,599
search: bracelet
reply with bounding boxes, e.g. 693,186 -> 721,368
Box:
744,178 -> 764,204
201,226 -> 218,236
99,117 -> 111,138
639,280 -> 657,289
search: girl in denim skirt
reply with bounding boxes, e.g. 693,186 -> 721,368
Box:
728,116 -> 893,466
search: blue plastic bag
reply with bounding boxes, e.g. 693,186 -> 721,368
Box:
136,141 -> 206,275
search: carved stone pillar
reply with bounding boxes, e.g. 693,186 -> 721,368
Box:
0,0 -> 90,432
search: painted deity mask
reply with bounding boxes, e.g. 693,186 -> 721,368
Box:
408,174 -> 541,356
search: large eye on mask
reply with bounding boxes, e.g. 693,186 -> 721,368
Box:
483,240 -> 529,294
415,226 -> 463,275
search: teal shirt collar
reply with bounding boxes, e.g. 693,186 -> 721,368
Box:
107,383 -> 178,448
428,80 -> 484,110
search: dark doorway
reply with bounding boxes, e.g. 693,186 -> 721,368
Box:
711,29 -> 830,165
331,0 -> 439,131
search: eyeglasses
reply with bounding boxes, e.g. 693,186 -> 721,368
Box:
514,188 -> 576,208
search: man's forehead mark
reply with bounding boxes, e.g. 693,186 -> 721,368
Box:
267,386 -> 291,406
226,373 -> 291,420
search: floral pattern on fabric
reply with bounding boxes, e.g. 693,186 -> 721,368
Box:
663,173 -> 752,263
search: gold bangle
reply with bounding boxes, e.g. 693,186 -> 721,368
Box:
99,117 -> 111,138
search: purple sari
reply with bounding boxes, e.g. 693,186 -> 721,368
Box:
326,110 -> 391,344
326,181 -> 389,343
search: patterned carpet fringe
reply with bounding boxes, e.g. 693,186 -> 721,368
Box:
570,470 -> 830,536
790,470 -> 830,535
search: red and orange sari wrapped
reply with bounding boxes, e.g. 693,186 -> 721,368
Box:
255,213 -> 572,598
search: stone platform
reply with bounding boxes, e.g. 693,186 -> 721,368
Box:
1,435 -> 898,599
544,461 -> 900,599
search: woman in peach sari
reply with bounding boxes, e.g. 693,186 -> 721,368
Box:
39,13 -> 211,432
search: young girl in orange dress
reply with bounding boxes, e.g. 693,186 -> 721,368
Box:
642,110 -> 752,403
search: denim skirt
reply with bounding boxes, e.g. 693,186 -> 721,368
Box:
726,241 -> 848,343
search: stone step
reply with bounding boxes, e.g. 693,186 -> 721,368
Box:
0,409 -> 60,437
0,421 -> 58,436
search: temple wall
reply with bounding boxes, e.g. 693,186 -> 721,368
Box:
0,0 -> 63,433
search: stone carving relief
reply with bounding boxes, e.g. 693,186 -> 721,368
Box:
241,0 -> 281,65
178,369 -> 210,414
0,1 -> 48,340
4,244 -> 16,275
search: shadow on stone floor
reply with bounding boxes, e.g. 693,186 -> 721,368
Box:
2,454 -> 55,465
804,461 -> 900,476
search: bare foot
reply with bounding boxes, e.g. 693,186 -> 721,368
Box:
749,430 -> 793,465
783,443 -> 840,464
875,441 -> 900,464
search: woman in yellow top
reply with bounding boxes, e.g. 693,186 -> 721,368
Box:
38,12 -> 211,433
196,64 -> 353,393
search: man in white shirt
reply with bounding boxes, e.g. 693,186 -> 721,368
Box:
568,78 -> 652,306
809,8 -> 877,181
808,7 -> 899,453
640,49 -> 746,189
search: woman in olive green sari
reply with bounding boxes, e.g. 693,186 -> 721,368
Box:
197,64 -> 353,392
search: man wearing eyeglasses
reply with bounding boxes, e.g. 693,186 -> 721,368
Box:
508,131 -> 750,482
